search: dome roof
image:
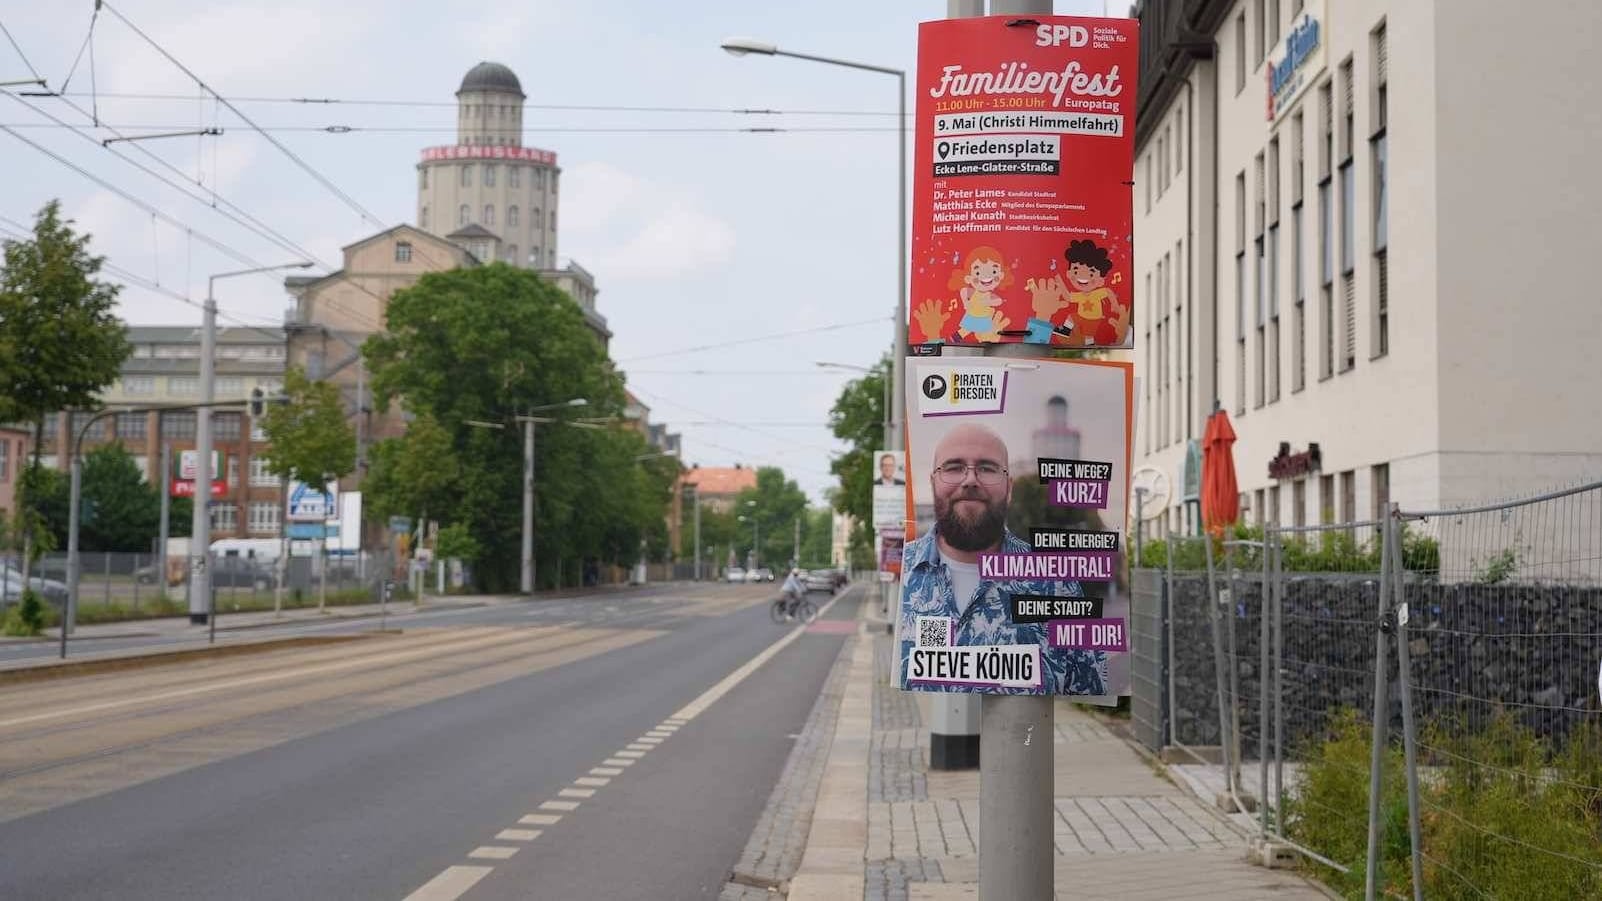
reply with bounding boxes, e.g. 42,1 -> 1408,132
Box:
457,61 -> 524,97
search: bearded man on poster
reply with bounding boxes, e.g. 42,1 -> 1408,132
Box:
898,422 -> 1109,695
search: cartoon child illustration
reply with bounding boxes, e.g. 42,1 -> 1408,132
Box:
1023,274 -> 1076,344
1062,239 -> 1126,346
946,246 -> 1014,342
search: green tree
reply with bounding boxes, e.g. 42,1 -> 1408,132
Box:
0,200 -> 131,580
363,263 -> 666,591
259,366 -> 357,488
732,466 -> 809,570
434,522 -> 480,563
362,413 -> 460,525
74,442 -> 162,552
799,505 -> 834,567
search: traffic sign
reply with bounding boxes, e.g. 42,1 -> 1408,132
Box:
287,480 -> 337,522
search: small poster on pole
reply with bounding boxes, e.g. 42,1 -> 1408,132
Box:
872,450 -> 908,531
906,14 -> 1139,350
896,356 -> 1133,698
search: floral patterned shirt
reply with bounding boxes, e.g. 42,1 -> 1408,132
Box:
897,525 -> 1109,696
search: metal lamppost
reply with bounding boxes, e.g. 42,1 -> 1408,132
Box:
815,358 -> 892,443
722,38 -> 907,455
192,262 -> 311,625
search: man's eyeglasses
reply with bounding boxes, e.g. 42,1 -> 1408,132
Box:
934,462 -> 1008,486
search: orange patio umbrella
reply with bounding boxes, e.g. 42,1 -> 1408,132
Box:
1200,406 -> 1240,537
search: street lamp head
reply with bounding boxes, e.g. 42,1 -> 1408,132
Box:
721,37 -> 777,56
566,398 -> 589,407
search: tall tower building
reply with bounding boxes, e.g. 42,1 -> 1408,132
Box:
416,61 -> 560,270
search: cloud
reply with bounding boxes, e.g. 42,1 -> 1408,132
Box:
562,161 -> 734,280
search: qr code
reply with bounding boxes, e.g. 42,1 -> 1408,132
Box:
916,616 -> 952,648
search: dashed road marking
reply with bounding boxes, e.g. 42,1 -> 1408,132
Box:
540,800 -> 581,811
468,846 -> 518,860
616,749 -> 646,758
645,730 -> 673,738
625,743 -> 652,751
637,737 -> 664,745
519,814 -> 562,826
401,865 -> 493,901
496,829 -> 541,841
558,787 -> 595,799
602,758 -> 634,767
575,776 -> 610,787
590,767 -> 623,776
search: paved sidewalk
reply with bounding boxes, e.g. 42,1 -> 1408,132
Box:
785,614 -> 1334,900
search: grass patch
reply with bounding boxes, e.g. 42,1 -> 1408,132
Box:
1284,707 -> 1602,900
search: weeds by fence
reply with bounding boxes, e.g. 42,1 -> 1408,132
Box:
1134,479 -> 1602,899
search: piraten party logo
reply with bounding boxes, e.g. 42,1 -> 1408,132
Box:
915,365 -> 1007,416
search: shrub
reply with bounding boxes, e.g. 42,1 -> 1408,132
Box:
2,589 -> 47,636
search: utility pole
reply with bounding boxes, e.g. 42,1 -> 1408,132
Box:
965,5 -> 1056,898
157,442 -> 170,596
189,297 -> 216,625
522,415 -> 535,594
694,488 -> 702,580
793,515 -> 800,567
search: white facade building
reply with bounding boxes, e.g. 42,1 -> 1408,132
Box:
1132,0 -> 1602,537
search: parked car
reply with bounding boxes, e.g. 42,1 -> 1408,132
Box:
0,565 -> 69,605
725,566 -> 746,583
802,569 -> 836,593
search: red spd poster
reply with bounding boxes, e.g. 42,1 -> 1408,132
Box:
908,16 -> 1138,349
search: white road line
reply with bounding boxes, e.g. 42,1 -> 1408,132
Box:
624,743 -> 652,751
540,800 -> 581,811
590,767 -> 623,777
615,750 -> 645,759
575,776 -> 610,787
496,829 -> 541,841
468,846 -> 518,860
668,591 -> 845,722
636,736 -> 663,745
645,730 -> 673,738
558,787 -> 595,799
402,865 -> 494,901
0,629 -> 531,729
662,718 -> 687,725
519,814 -> 562,826
602,758 -> 634,767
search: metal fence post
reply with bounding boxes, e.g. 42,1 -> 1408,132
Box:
1259,528 -> 1272,836
1389,506 -> 1424,900
103,552 -> 111,607
1363,512 -> 1395,901
1165,533 -> 1178,749
1272,531 -> 1285,836
1203,534 -> 1236,801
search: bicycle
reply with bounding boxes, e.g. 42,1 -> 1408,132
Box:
770,593 -> 817,624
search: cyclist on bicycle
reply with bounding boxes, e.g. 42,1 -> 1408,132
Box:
780,568 -> 805,621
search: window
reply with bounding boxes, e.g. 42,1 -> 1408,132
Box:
530,246 -> 542,266
533,206 -> 542,227
1269,222 -> 1280,402
226,455 -> 239,488
548,249 -> 555,267
1268,0 -> 1281,47
1372,463 -> 1390,520
215,376 -> 243,398
460,166 -> 473,188
1292,112 -> 1305,204
169,376 -> 199,397
1320,474 -> 1335,523
161,410 -> 196,440
1236,11 -> 1249,92
1372,23 -> 1389,359
420,206 -> 429,229
508,205 -> 519,227
1175,106 -> 1184,174
483,165 -> 496,187
248,502 -> 280,535
1293,479 -> 1306,527
1253,0 -> 1266,65
471,241 -> 490,262
549,210 -> 556,230
1269,485 -> 1280,526
1318,82 -> 1333,180
507,244 -> 518,264
211,413 -> 242,442
458,204 -> 470,226
117,412 -> 147,441
249,455 -> 279,487
1340,470 -> 1356,523
509,167 -> 520,189
419,168 -> 428,189
484,205 -> 495,226
1292,203 -> 1306,392
1236,251 -> 1246,414
42,412 -> 59,440
395,241 -> 413,263
1145,154 -> 1152,212
0,440 -> 8,481
1339,62 -> 1356,375
1254,153 -> 1265,409
211,503 -> 238,534
123,375 -> 154,396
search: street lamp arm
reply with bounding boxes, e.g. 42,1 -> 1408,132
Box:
771,47 -> 904,76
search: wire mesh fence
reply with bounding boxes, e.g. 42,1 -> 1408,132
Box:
1392,484 -> 1602,900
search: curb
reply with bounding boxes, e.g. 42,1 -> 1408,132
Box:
0,633 -> 373,684
786,607 -> 875,901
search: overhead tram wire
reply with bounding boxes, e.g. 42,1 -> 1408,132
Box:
99,1 -> 386,231
617,317 -> 890,363
0,122 -> 896,134
47,91 -> 897,118
625,384 -> 837,456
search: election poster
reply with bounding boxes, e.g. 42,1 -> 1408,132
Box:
896,355 -> 1133,698
872,449 -> 908,531
879,528 -> 905,582
907,15 -> 1138,350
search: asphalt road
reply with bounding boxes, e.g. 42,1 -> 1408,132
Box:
0,582 -> 862,900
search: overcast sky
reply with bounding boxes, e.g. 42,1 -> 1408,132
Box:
0,0 -> 1108,503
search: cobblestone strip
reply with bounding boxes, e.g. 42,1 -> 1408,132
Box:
718,633 -> 857,900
